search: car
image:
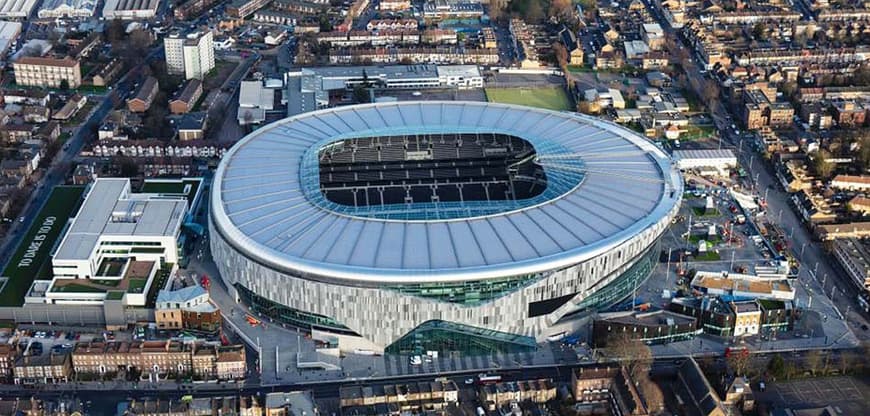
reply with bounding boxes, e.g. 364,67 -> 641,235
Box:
862,324 -> 868,331
465,378 -> 475,385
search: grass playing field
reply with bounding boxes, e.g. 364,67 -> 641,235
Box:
0,186 -> 84,306
485,87 -> 573,111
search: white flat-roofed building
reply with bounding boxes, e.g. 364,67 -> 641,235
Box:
0,21 -> 21,56
239,80 -> 273,110
0,0 -> 38,18
237,80 -> 273,125
102,0 -> 159,20
673,149 -> 738,176
51,178 -> 188,281
37,0 -> 97,18
436,65 -> 482,89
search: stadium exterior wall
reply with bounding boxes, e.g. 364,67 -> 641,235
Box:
208,102 -> 683,352
209,203 -> 678,350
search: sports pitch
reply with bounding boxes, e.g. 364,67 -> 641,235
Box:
485,87 -> 573,111
0,186 -> 84,306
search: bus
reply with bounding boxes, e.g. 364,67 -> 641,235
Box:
478,374 -> 502,384
725,346 -> 749,358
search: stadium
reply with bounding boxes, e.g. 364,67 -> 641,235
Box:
210,102 -> 682,354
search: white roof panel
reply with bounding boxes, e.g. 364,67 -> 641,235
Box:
212,102 -> 682,283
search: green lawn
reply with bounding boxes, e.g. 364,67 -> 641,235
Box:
694,251 -> 721,261
50,283 -> 107,293
683,125 -> 717,140
689,235 -> 721,244
127,279 -> 148,294
144,265 -> 173,308
692,206 -> 721,217
486,87 -> 573,111
106,291 -> 125,301
66,101 -> 96,126
567,65 -> 593,73
0,186 -> 85,306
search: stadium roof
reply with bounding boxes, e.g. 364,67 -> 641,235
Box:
212,102 -> 681,283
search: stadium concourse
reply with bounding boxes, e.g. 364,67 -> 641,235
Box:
210,101 -> 682,354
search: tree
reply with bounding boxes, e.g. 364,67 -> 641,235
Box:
549,0 -> 572,20
637,375 -> 665,413
353,85 -> 370,104
768,354 -> 785,380
838,351 -> 857,375
812,150 -> 835,179
526,0 -> 545,23
488,0 -> 509,21
126,29 -> 153,65
805,350 -> 823,376
59,79 -> 70,91
726,348 -> 751,376
318,13 -> 333,33
752,23 -> 767,41
700,79 -> 720,109
118,157 -> 139,178
858,136 -> 870,168
105,19 -> 125,45
607,334 -> 652,380
552,41 -> 568,69
781,81 -> 798,99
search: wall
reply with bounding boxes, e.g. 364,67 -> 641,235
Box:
0,304 -> 153,327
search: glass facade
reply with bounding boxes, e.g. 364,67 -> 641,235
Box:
560,243 -> 660,321
384,273 -> 542,305
385,320 -> 537,355
234,283 -> 359,336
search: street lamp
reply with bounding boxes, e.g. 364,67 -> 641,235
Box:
800,242 -> 807,260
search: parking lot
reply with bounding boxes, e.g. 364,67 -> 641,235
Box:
756,376 -> 870,415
